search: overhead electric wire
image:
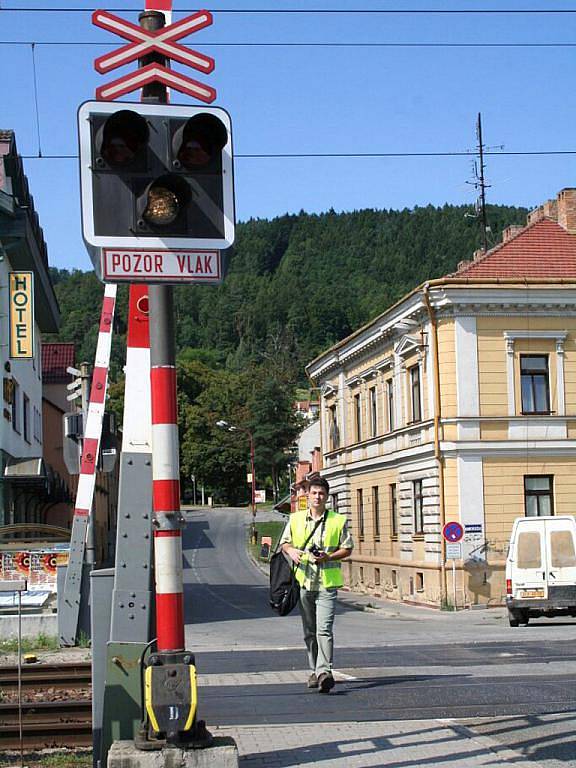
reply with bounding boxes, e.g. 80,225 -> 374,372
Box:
2,6 -> 576,12
20,150 -> 576,160
2,40 -> 576,47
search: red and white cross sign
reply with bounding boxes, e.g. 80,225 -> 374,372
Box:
95,63 -> 216,102
93,10 -> 214,75
92,7 -> 216,102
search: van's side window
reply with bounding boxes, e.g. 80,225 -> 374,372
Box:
524,475 -> 554,517
520,355 -> 550,414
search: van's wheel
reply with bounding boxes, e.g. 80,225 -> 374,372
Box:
519,609 -> 530,626
508,610 -> 520,627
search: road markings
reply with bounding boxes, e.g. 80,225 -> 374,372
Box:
333,670 -> 358,681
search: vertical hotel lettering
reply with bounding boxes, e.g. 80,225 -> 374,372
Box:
9,272 -> 34,359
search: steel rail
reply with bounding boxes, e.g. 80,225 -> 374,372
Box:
0,662 -> 92,691
0,699 -> 92,726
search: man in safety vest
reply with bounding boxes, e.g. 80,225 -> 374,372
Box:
280,474 -> 353,693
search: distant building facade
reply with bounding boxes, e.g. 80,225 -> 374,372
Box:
307,187 -> 576,607
42,343 -> 119,563
0,130 -> 61,528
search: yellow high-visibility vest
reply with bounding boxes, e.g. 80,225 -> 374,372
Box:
290,509 -> 347,588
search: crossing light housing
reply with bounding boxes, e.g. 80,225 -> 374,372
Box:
78,101 -> 235,250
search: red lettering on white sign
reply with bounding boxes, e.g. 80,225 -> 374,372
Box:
103,249 -> 222,284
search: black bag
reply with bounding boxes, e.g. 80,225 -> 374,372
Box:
269,518 -> 323,616
269,551 -> 300,616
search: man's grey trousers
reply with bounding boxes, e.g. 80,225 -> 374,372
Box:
299,587 -> 337,675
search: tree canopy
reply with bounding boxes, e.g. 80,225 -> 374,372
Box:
47,203 -> 527,501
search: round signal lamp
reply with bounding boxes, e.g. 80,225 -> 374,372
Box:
143,187 -> 180,226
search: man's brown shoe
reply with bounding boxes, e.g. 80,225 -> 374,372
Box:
317,672 -> 335,694
307,673 -> 319,689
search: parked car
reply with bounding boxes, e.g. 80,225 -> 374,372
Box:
506,515 -> 576,626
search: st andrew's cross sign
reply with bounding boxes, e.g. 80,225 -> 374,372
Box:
92,8 -> 216,102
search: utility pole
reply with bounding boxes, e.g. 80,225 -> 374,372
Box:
81,0 -> 236,756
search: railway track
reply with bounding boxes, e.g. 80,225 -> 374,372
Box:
0,700 -> 92,749
0,663 -> 93,749
0,661 -> 92,691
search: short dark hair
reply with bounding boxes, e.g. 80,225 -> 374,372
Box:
308,473 -> 329,494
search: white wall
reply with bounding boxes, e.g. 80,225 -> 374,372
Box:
298,419 -> 320,463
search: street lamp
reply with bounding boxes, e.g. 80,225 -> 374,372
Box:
216,420 -> 257,541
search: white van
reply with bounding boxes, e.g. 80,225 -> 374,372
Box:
506,515 -> 576,627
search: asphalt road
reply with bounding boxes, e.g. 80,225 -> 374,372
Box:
182,507 -> 576,766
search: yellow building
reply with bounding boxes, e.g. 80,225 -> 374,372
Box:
306,188 -> 576,608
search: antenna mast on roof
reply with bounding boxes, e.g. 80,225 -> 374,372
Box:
465,112 -> 496,253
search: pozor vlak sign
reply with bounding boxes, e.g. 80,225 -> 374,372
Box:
77,100 -> 235,283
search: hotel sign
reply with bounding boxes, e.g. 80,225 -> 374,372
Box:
9,272 -> 34,359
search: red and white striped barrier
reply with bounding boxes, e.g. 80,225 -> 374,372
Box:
74,283 -> 117,520
122,285 -> 151,454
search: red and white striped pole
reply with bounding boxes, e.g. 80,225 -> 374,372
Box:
150,294 -> 184,651
75,283 -> 117,518
143,0 -> 185,654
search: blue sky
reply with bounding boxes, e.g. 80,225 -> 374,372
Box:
1,1 -> 576,270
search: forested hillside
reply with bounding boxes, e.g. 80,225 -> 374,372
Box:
49,203 -> 526,380
47,203 -> 527,501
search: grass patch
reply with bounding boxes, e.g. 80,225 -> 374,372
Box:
249,520 -> 286,562
0,632 -> 59,655
0,751 -> 92,768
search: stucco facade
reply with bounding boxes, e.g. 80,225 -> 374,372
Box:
307,188 -> 576,607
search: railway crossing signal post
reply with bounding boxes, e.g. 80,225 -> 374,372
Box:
77,3 -> 237,765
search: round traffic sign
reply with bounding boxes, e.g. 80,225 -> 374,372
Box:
442,521 -> 464,543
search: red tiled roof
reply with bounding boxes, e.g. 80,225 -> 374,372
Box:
42,343 -> 75,384
454,218 -> 576,279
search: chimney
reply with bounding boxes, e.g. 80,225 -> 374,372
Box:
527,206 -> 545,226
502,225 -> 523,243
542,199 -> 558,221
557,188 -> 576,234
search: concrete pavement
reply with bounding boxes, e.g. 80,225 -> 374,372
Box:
213,718 -> 545,768
181,507 -> 576,767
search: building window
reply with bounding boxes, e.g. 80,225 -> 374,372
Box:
357,488 -> 364,539
390,483 -> 398,537
372,485 -> 380,539
387,379 -> 394,431
23,394 -> 30,443
375,567 -> 381,586
410,365 -> 422,422
354,393 -> 362,442
524,475 -> 554,517
520,355 -> 550,414
328,403 -> 339,450
331,492 -> 338,511
33,407 -> 42,443
359,566 -> 364,584
11,380 -> 20,433
416,572 -> 424,592
413,479 -> 424,534
391,569 -> 398,588
369,386 -> 377,437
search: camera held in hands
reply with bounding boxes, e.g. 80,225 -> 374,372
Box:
309,543 -> 323,557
